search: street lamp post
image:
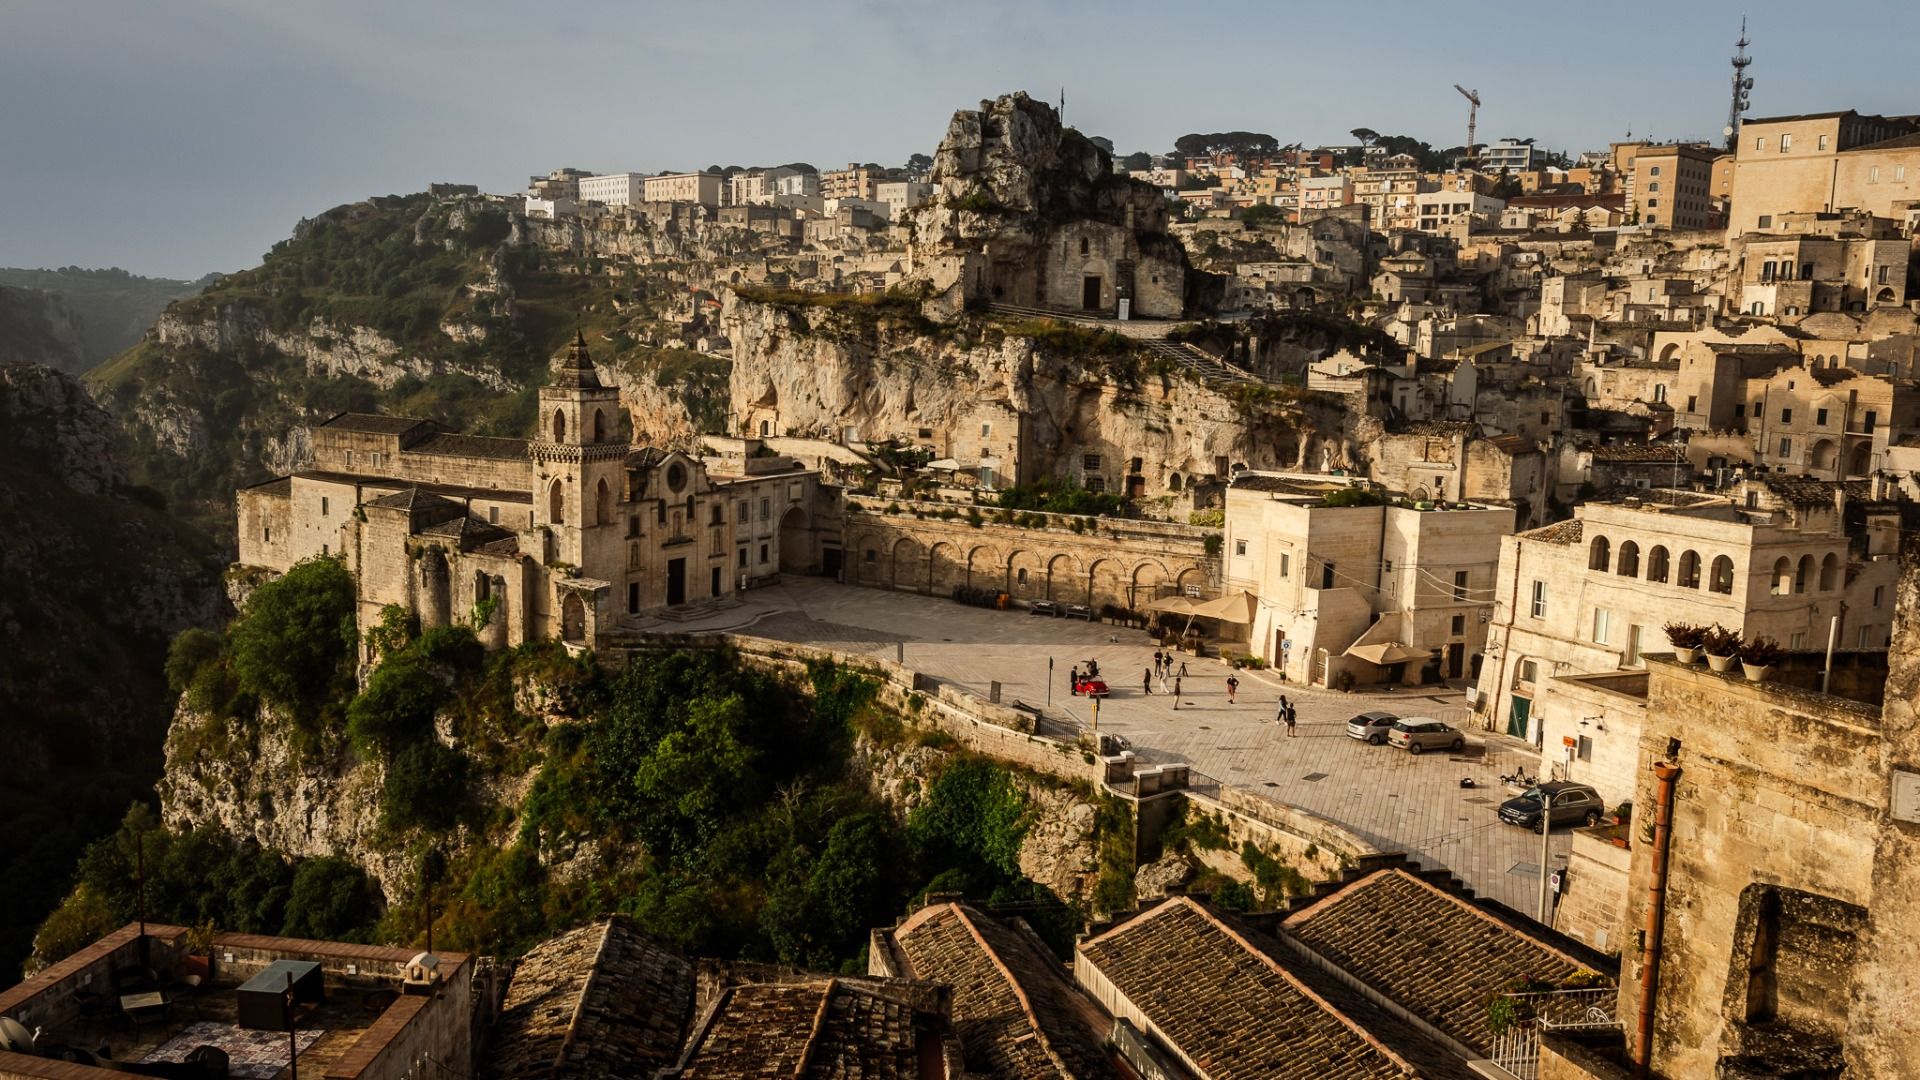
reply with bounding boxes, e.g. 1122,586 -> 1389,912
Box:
1537,788 -> 1554,923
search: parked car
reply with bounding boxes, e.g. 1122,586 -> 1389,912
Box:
1498,782 -> 1606,833
1345,711 -> 1400,744
1386,717 -> 1465,755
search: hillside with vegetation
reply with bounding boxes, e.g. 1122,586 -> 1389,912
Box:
0,363 -> 227,984
87,194 -> 736,541
0,268 -> 211,374
28,557 -> 1124,974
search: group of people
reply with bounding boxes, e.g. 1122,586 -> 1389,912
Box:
1274,693 -> 1298,735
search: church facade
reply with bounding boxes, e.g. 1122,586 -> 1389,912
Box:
235,335 -> 837,652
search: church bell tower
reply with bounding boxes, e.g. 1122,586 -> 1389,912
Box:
530,332 -> 627,569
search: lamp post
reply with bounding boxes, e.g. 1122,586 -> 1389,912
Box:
1537,787 -> 1555,924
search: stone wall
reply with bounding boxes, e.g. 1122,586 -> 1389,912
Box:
1171,786 -> 1394,889
1556,828 -> 1632,956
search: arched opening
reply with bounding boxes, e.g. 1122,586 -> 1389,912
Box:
549,479 -> 565,525
1795,554 -> 1814,594
1588,535 -> 1611,572
552,408 -> 566,442
1848,442 -> 1873,476
1771,556 -> 1792,596
1819,552 -> 1839,591
561,593 -> 587,643
891,537 -> 922,592
420,548 -> 451,629
1652,384 -> 1667,404
1878,287 -> 1896,303
778,506 -> 813,574
1677,550 -> 1702,589
759,419 -> 771,437
594,478 -> 611,526
1709,554 -> 1735,595
593,408 -> 607,443
1617,541 -> 1640,577
1810,439 -> 1838,471
1658,342 -> 1681,363
1168,473 -> 1182,491
1647,546 -> 1671,584
1046,553 -> 1083,603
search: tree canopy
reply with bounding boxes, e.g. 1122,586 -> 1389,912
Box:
1173,131 -> 1279,158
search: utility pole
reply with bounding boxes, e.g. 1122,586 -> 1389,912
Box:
1537,788 -> 1555,923
1454,85 -> 1481,167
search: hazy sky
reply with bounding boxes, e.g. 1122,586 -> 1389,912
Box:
4,0 -> 1915,278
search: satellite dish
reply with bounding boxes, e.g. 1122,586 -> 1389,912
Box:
0,1017 -> 33,1054
1724,126 -> 1735,137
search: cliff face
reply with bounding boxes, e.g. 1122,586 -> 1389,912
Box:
724,294 -> 1346,490
0,363 -> 227,981
0,268 -> 209,374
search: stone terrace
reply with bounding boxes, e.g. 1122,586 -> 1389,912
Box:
887,903 -> 1113,1078
482,916 -> 694,1080
1283,868 -> 1609,1056
1074,898 -> 1414,1080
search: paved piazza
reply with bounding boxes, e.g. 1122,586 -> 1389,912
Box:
690,577 -> 1568,917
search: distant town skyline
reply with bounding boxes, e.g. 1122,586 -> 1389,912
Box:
4,0 -> 1916,278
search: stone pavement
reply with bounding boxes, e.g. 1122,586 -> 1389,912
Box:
701,578 -> 1567,918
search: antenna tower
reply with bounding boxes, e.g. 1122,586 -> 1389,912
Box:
1726,18 -> 1754,151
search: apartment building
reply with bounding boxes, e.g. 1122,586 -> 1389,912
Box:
1744,364 -> 1920,477
1296,173 -> 1354,219
1481,139 -> 1540,173
874,180 -> 933,221
1414,189 -> 1504,232
576,172 -> 646,206
641,171 -> 723,206
819,164 -> 880,200
527,167 -> 591,201
1475,482 -> 1901,742
1618,142 -> 1717,230
1733,216 -> 1910,316
1727,111 -> 1920,236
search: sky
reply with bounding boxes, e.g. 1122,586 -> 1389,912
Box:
3,0 -> 1916,279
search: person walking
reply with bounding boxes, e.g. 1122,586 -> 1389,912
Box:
1179,660 -> 1189,679
1225,675 -> 1239,704
1274,694 -> 1289,725
1142,667 -> 1153,695
1171,676 -> 1183,709
1284,701 -> 1298,737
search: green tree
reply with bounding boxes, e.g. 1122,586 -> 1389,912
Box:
226,556 -> 357,722
282,858 -> 376,941
1122,151 -> 1154,171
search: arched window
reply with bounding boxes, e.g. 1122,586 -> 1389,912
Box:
549,480 -> 565,525
1795,554 -> 1814,594
759,419 -> 770,437
1079,237 -> 1090,256
1589,535 -> 1611,572
1647,546 -> 1671,584
593,409 -> 607,443
1771,556 -> 1792,596
1709,555 -> 1735,594
1677,550 -> 1702,589
595,478 -> 611,526
552,408 -> 566,442
1819,552 -> 1839,591
1617,541 -> 1640,577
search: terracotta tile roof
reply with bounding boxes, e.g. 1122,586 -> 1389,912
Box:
1076,897 -> 1413,1080
319,412 -> 437,437
242,476 -> 293,497
674,979 -> 927,1079
483,917 -> 695,1080
1283,870 -> 1605,1056
364,487 -> 462,512
409,431 -> 532,460
1519,518 -> 1583,545
893,903 -> 1113,1078
1761,476 -> 1870,506
1590,444 -> 1688,463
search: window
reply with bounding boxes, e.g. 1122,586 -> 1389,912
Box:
1593,608 -> 1611,644
760,497 -> 770,520
737,501 -> 747,523
1755,137 -> 1766,151
320,496 -> 329,516
1453,570 -> 1469,601
760,543 -> 769,564
1530,580 -> 1547,618
1577,735 -> 1594,762
1859,625 -> 1874,648
488,505 -> 501,525
1817,408 -> 1828,426
1085,476 -> 1106,493
1780,134 -> 1792,152
1870,166 -> 1881,183
1627,624 -> 1644,665
1279,553 -> 1291,578
1735,403 -> 1746,419
1758,214 -> 1773,229
1818,134 -> 1829,151
1323,561 -> 1337,590
1519,659 -> 1539,683
1079,237 -> 1089,255
737,548 -> 747,567
1648,181 -> 1660,193
1650,165 -> 1661,176
1899,165 -> 1908,181
1790,631 -> 1808,650
1451,615 -> 1466,635
864,548 -> 876,562
1779,437 -> 1793,457
262,526 -> 271,541
1865,410 -> 1878,433
1781,407 -> 1792,424
1234,539 -> 1247,556
1083,453 -> 1102,470
322,544 -> 328,556
1875,585 -> 1886,608
981,422 -> 991,437
1879,264 -> 1892,284
1647,198 -> 1658,208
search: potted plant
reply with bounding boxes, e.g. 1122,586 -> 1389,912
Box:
1662,621 -> 1705,663
1701,625 -> 1741,674
1739,636 -> 1785,682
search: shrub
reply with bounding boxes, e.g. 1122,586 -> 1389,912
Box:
281,858 -> 376,942
382,740 -> 467,831
1661,621 -> 1703,650
1738,636 -> 1784,667
227,556 -> 357,723
1699,624 -> 1740,657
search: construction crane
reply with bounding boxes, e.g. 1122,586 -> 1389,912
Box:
1454,84 -> 1481,167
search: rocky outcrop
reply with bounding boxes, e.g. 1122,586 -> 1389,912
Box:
1,362 -> 126,494
1133,851 -> 1193,901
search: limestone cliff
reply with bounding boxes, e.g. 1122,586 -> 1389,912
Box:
0,363 -> 227,981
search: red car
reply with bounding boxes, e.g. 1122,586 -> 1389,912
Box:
1072,674 -> 1110,698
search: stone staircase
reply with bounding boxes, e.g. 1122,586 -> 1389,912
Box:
1140,339 -> 1263,386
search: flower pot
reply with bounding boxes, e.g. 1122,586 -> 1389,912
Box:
1742,661 -> 1774,683
1706,652 -> 1738,674
1673,646 -> 1701,664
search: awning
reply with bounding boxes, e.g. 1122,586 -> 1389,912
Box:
1186,590 -> 1258,624
1345,642 -> 1433,666
1142,595 -> 1199,615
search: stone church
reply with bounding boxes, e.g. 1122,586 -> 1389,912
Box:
236,334 -> 836,652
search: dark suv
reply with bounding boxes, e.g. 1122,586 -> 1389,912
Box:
1498,782 -> 1606,833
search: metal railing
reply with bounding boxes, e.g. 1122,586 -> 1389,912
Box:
1487,987 -> 1620,1080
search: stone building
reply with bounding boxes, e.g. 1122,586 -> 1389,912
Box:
1475,480 -> 1903,742
1726,111 -> 1920,238
1222,474 -> 1512,686
235,335 -> 834,651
